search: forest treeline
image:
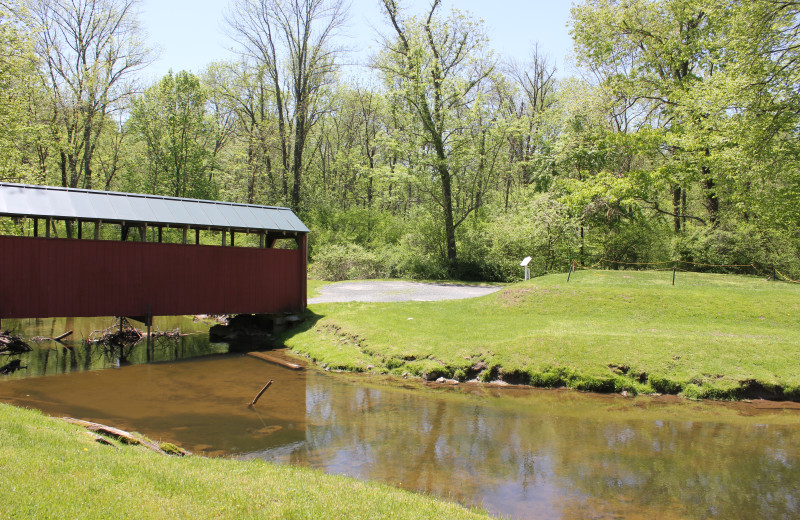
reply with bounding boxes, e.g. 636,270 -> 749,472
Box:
1,0 -> 799,281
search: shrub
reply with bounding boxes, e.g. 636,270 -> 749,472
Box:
477,194 -> 581,282
672,221 -> 800,278
310,243 -> 387,281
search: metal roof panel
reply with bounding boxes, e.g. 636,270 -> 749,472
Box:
47,190 -> 80,218
216,204 -> 249,229
110,196 -> 138,222
69,191 -> 101,220
181,201 -> 214,227
278,209 -> 310,232
249,207 -> 280,230
165,200 -> 193,225
126,196 -> 158,223
86,192 -> 118,221
0,182 -> 307,234
0,184 -> 31,215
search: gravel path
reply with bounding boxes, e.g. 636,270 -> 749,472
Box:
308,281 -> 502,304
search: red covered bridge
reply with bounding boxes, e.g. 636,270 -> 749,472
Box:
0,183 -> 308,324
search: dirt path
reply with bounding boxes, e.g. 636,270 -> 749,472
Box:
308,281 -> 502,304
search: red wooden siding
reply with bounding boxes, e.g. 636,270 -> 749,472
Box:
0,236 -> 306,319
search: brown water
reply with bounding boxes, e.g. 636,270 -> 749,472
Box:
2,318 -> 800,519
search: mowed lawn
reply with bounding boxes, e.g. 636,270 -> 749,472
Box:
286,270 -> 800,400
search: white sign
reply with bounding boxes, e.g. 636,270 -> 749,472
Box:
520,256 -> 532,267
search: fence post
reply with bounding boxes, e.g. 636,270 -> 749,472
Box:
672,261 -> 677,286
567,261 -> 574,282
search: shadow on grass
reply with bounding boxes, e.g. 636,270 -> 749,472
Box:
271,310 -> 325,347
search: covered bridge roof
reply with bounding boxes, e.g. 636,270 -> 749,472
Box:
0,182 -> 309,234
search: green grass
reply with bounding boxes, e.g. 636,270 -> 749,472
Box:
0,404 -> 491,520
285,270 -> 800,400
307,278 -> 333,299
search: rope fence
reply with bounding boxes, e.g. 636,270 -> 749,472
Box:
566,258 -> 800,285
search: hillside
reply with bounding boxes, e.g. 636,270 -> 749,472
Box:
285,271 -> 800,400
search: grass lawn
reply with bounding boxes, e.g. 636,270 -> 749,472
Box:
287,270 -> 800,400
0,404 -> 491,520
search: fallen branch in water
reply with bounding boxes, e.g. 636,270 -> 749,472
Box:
31,330 -> 73,344
53,330 -> 73,341
62,417 -> 190,456
0,331 -> 31,354
87,319 -> 142,346
148,328 -> 186,339
248,379 -> 273,407
247,351 -> 303,370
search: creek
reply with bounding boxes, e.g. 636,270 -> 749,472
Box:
1,317 -> 799,520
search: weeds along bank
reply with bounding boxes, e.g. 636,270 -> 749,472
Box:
285,271 -> 800,401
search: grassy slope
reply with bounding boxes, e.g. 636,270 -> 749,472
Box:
0,404 -> 490,520
287,271 -> 800,400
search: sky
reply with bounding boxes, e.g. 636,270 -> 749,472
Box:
138,0 -> 576,83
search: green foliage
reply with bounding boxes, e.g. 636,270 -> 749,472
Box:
673,221 -> 800,278
478,193 -> 580,280
376,1 -> 502,264
0,8 -> 39,183
127,71 -> 218,199
310,243 -> 387,281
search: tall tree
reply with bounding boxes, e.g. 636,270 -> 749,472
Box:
16,0 -> 150,193
225,0 -> 347,211
571,0 -> 721,227
498,46 -> 559,204
376,0 -> 498,265
209,59 -> 285,205
127,71 -> 217,199
0,4 -> 39,183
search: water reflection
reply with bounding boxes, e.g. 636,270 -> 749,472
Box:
1,317 -> 229,378
240,374 -> 800,520
2,320 -> 799,519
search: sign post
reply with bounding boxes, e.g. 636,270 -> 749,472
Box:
520,256 -> 532,281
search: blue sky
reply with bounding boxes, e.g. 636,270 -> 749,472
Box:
138,0 -> 576,82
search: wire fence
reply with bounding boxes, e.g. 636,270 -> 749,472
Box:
566,258 -> 800,285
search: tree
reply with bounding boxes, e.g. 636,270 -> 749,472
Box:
309,83 -> 389,210
703,0 -> 800,230
225,0 -> 347,211
127,71 -> 217,199
497,45 -> 559,204
16,0 -> 150,194
376,0 -> 499,266
0,4 -> 39,183
571,0 -> 721,227
208,59 -> 289,205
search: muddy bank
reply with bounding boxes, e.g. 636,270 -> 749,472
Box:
289,346 -> 800,402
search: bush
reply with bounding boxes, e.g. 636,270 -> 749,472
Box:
587,216 -> 672,267
672,221 -> 800,278
310,243 -> 387,281
476,194 -> 581,281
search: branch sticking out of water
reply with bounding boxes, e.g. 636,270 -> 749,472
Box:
248,379 -> 273,408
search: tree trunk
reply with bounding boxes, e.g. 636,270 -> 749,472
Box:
703,169 -> 718,226
291,114 -> 306,212
438,162 -> 457,264
672,186 -> 682,233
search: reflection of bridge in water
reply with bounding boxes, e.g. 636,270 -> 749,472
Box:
0,183 -> 308,326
